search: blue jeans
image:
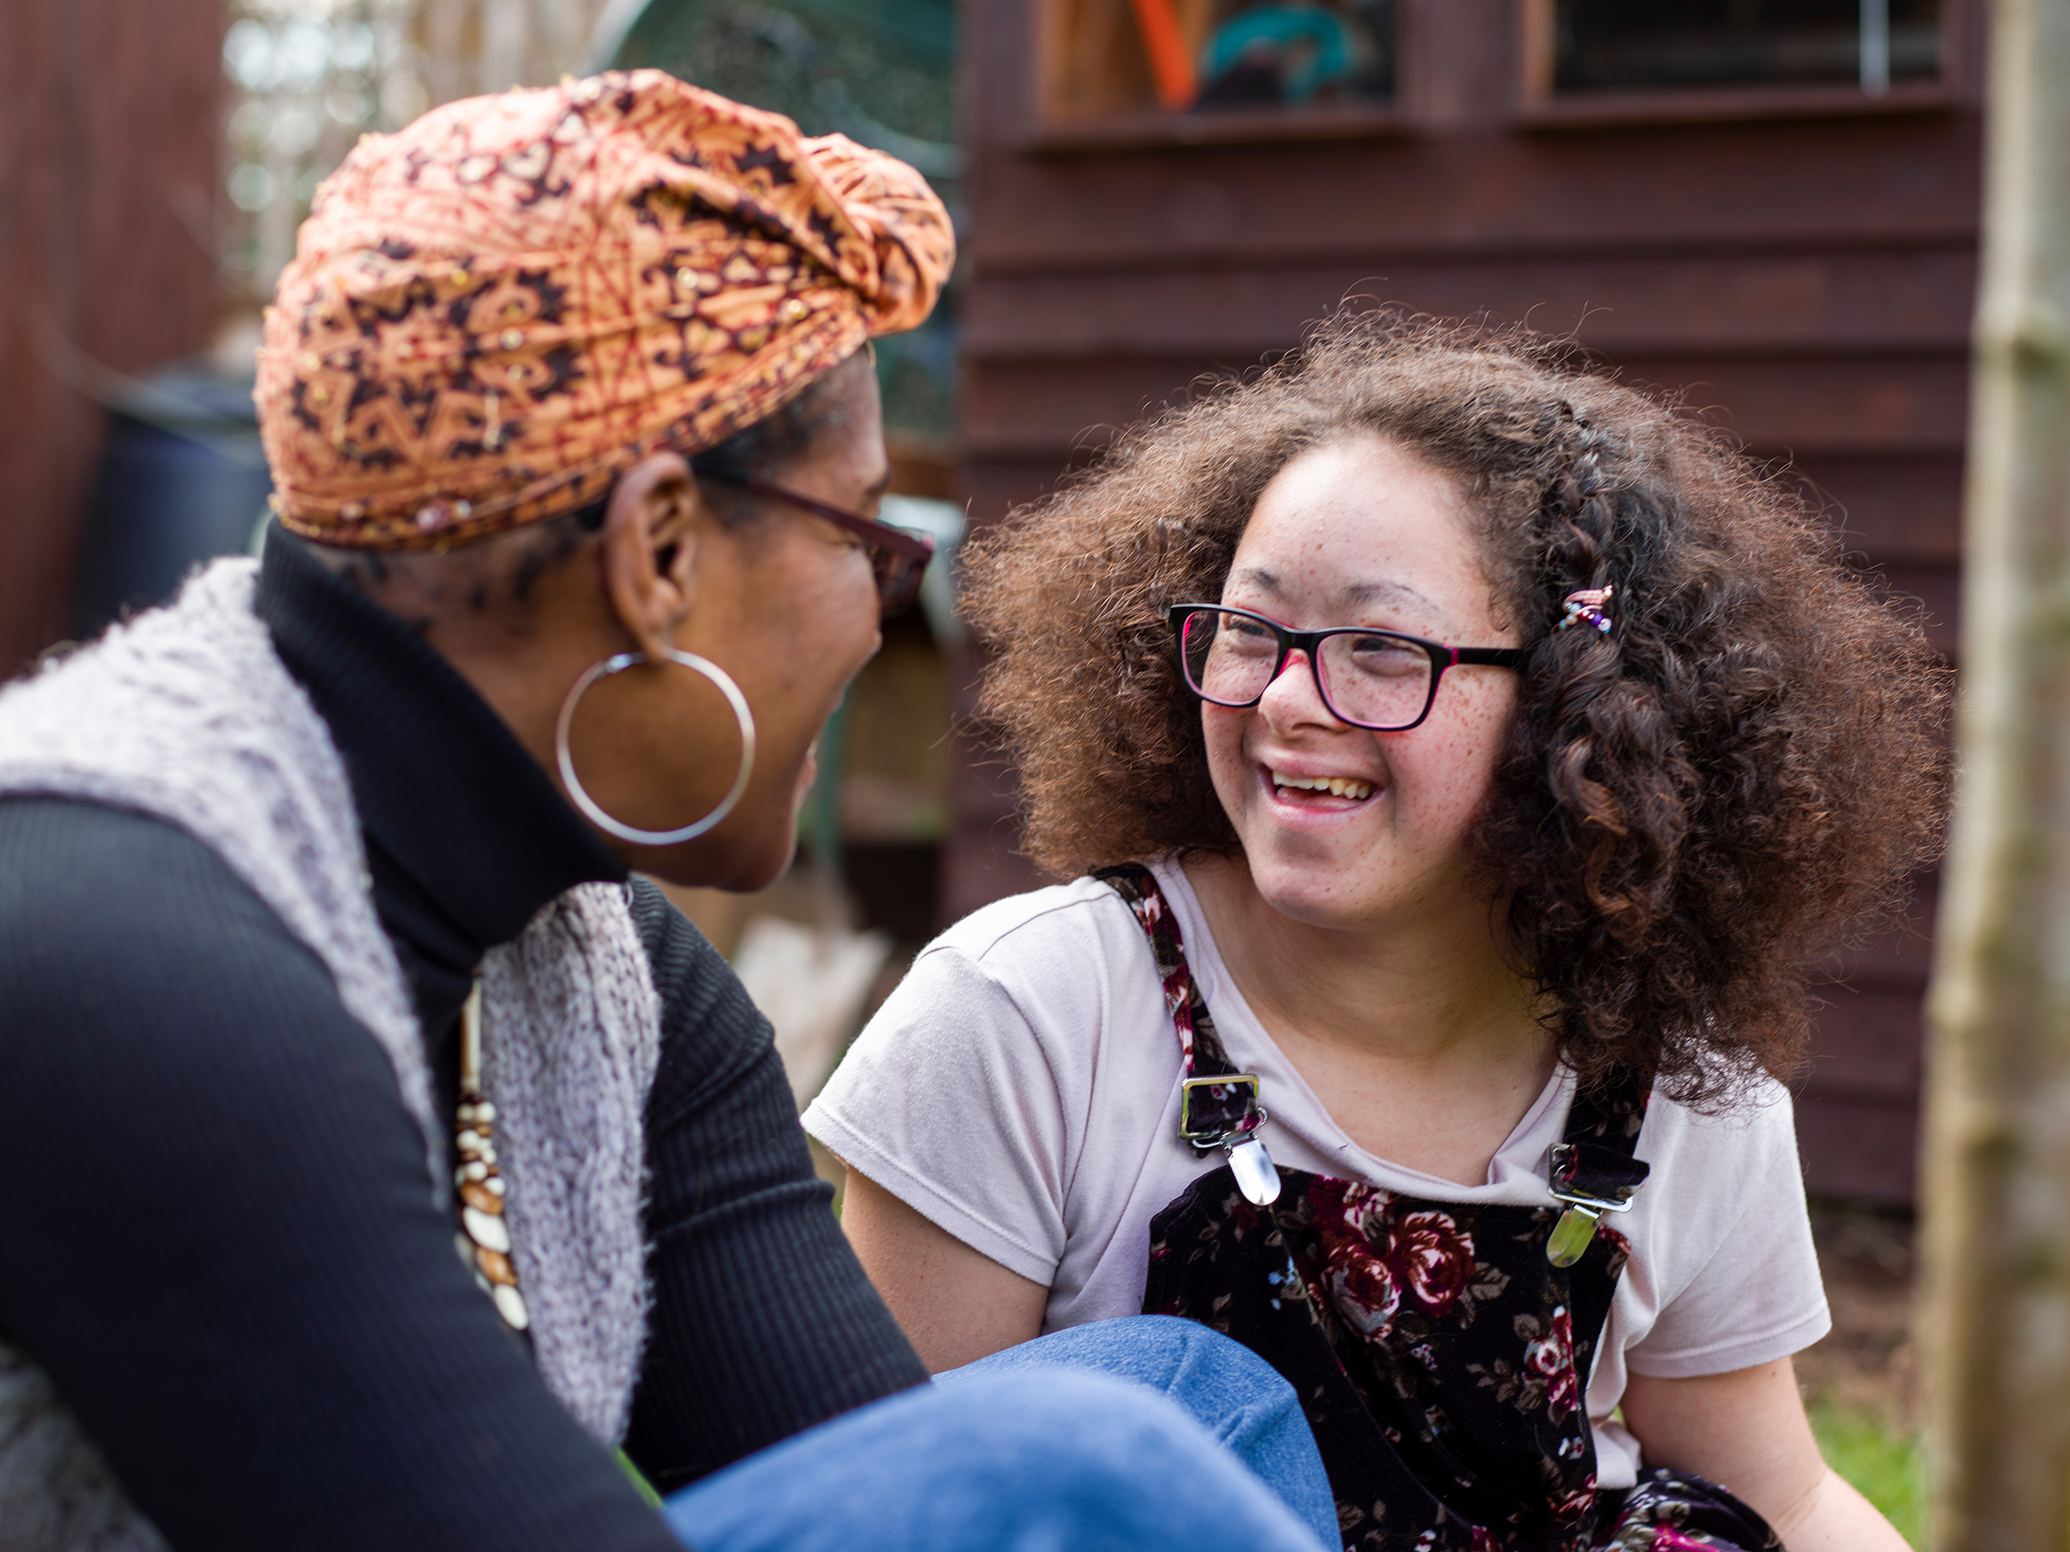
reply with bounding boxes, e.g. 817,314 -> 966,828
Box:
663,1315 -> 1338,1552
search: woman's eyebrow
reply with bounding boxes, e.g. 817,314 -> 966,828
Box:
1342,581 -> 1464,638
1231,565 -> 1283,595
1342,578 -> 1444,617
1233,568 -> 1448,622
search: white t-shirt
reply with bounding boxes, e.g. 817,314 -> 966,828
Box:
805,858 -> 1830,1489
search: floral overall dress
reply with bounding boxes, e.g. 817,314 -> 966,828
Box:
1096,866 -> 1780,1552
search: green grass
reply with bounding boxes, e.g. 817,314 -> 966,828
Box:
616,1447 -> 664,1509
1810,1395 -> 1924,1547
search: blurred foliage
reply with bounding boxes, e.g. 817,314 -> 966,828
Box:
220,0 -> 427,295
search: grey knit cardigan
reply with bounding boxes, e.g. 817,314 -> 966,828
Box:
0,560 -> 662,1552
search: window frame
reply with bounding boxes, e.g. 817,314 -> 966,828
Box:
1020,0 -> 1416,152
1514,0 -> 1969,130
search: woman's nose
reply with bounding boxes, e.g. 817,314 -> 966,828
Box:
1258,649 -> 1347,729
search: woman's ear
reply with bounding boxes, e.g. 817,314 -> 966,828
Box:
599,452 -> 708,658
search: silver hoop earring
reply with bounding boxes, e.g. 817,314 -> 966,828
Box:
554,649 -> 756,846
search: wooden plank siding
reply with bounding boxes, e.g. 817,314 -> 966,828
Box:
0,0 -> 224,676
951,0 -> 1984,1204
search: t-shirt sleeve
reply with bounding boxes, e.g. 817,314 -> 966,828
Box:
1621,1082 -> 1831,1378
805,943 -> 1072,1287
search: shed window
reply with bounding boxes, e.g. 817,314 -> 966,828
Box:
1039,0 -> 1395,122
1552,0 -> 1941,95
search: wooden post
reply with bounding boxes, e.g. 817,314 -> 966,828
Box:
1919,1 -> 2070,1547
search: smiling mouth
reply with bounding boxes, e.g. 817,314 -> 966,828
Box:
1269,768 -> 1375,803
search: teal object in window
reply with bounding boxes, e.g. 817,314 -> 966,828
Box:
1200,7 -> 1357,106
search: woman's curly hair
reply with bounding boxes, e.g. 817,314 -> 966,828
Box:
960,310 -> 1948,1104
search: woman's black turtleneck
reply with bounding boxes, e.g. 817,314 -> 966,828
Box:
0,532 -> 927,1551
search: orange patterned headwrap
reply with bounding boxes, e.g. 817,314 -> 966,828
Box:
255,70 -> 954,549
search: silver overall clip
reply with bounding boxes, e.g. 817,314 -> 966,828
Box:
1180,1074 -> 1281,1206
1544,1140 -> 1638,1267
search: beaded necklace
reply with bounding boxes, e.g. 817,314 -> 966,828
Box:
454,982 -> 529,1331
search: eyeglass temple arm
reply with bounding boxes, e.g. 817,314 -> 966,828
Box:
1451,646 -> 1530,668
695,466 -> 936,563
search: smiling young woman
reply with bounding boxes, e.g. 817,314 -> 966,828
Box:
806,312 -> 1947,1552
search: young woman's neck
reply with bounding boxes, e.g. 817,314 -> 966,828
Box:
1183,851 -> 1557,1183
1182,851 -> 1546,1073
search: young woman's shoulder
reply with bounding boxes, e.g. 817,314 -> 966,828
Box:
804,874 -> 1170,1285
1631,1069 -> 1810,1255
929,872 -> 1145,968
1617,1071 -> 1829,1378
1639,1076 -> 1805,1158
815,873 -> 1154,1101
1639,1068 -> 1804,1175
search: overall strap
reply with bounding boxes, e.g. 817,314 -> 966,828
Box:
1555,1073 -> 1652,1181
1094,863 -> 1238,1077
1545,1069 -> 1653,1267
1094,864 -> 1266,1154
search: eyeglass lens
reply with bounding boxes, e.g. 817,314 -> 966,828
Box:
874,548 -> 927,615
1179,608 -> 1431,730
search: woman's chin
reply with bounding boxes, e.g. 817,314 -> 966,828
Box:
729,828 -> 800,893
1240,845 -> 1403,933
628,804 -> 799,894
1251,880 -> 1364,933
1233,833 -> 1363,912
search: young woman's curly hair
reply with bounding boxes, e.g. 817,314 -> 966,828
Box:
960,310 -> 1948,1104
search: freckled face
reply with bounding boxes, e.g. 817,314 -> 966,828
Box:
1204,435 -> 1520,932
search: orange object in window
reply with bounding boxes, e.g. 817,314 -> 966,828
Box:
1130,0 -> 1198,108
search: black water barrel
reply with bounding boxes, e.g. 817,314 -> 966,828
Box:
71,362 -> 273,639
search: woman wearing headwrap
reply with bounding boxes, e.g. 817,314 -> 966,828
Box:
0,74 -> 1334,1552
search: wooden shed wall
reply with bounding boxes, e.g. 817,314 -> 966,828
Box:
951,0 -> 1983,1205
0,0 -> 224,676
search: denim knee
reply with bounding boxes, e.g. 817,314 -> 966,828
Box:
940,1316 -> 1337,1551
948,1314 -> 1302,1422
941,1368 -> 1272,1495
665,1361 -> 1332,1552
1109,1312 -> 1295,1392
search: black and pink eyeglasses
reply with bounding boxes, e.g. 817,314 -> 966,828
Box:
697,467 -> 936,616
1170,604 -> 1527,732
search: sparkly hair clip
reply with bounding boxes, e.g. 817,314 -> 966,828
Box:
1558,584 -> 1615,634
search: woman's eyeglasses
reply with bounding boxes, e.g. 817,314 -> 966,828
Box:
696,467 -> 936,616
1169,604 -> 1527,732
